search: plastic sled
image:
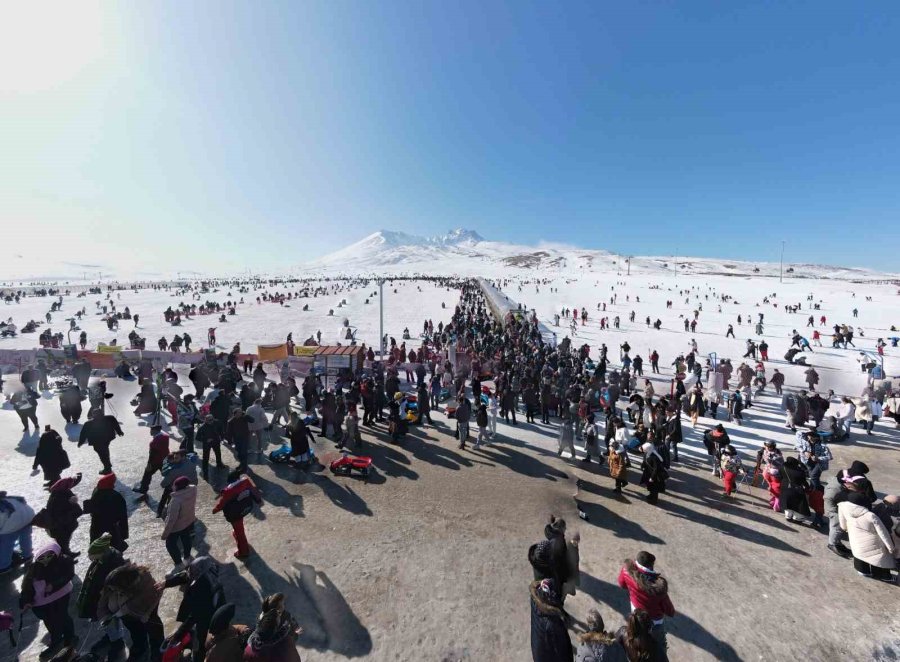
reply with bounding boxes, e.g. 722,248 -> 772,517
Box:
330,452 -> 373,478
161,632 -> 192,662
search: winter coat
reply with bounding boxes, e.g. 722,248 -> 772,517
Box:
779,463 -> 811,515
0,496 -> 35,535
160,457 -> 199,490
177,400 -> 199,431
76,549 -> 125,619
168,561 -> 225,637
608,449 -> 629,480
854,399 -> 873,423
617,560 -> 675,621
19,543 -> 74,608
227,413 -> 255,444
639,451 -> 668,493
243,616 -> 302,661
33,430 -> 70,477
162,485 -> 197,538
148,432 -> 171,468
246,404 -> 268,431
575,631 -> 628,662
37,488 -> 82,542
529,581 -> 573,662
83,480 -> 129,549
839,502 -> 896,569
79,415 -> 123,448
98,562 -> 163,623
207,625 -> 252,662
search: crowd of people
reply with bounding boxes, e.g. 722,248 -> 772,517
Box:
2,275 -> 899,660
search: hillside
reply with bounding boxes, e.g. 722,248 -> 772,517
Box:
303,228 -> 899,281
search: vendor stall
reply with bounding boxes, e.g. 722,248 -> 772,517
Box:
314,345 -> 365,390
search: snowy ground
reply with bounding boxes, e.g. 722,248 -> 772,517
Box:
499,272 -> 899,398
0,279 -> 458,354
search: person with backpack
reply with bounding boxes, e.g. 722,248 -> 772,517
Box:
19,542 -> 77,659
176,394 -> 200,453
213,470 -> 262,559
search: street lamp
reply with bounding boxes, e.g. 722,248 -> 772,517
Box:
780,240 -> 786,284
379,279 -> 385,359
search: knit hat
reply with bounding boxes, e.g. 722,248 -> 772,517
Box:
97,473 -> 116,490
208,603 -> 235,636
173,476 -> 191,491
88,533 -> 112,560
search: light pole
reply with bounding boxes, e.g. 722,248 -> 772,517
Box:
780,240 -> 786,284
378,279 -> 384,359
626,256 -> 632,276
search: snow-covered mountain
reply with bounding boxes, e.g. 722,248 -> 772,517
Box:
303,228 -> 899,282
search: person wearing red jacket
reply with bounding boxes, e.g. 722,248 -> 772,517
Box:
133,426 -> 170,495
617,551 -> 674,654
212,470 -> 262,559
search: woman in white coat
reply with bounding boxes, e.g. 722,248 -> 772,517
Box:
839,491 -> 896,582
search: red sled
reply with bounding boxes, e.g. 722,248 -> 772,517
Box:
161,632 -> 192,662
330,453 -> 373,479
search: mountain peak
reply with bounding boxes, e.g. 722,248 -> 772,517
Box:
432,228 -> 484,245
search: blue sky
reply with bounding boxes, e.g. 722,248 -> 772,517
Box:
2,1 -> 899,276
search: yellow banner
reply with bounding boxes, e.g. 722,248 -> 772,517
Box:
96,344 -> 124,354
257,343 -> 289,361
293,346 -> 317,356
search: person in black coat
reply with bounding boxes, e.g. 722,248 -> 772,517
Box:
59,384 -> 83,424
189,365 -> 210,398
196,415 -> 224,480
82,473 -> 129,552
529,578 -> 573,662
72,360 -> 92,391
76,535 -> 127,658
34,425 -> 70,486
210,391 -> 231,437
161,557 -> 225,662
415,383 -> 433,424
664,411 -> 683,462
780,456 -> 812,523
288,413 -> 316,461
78,410 -> 124,475
133,381 -> 158,417
12,387 -> 39,431
252,364 -> 267,392
226,409 -> 254,472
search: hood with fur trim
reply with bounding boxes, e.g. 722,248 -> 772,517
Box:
623,559 -> 669,596
529,580 -> 564,617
